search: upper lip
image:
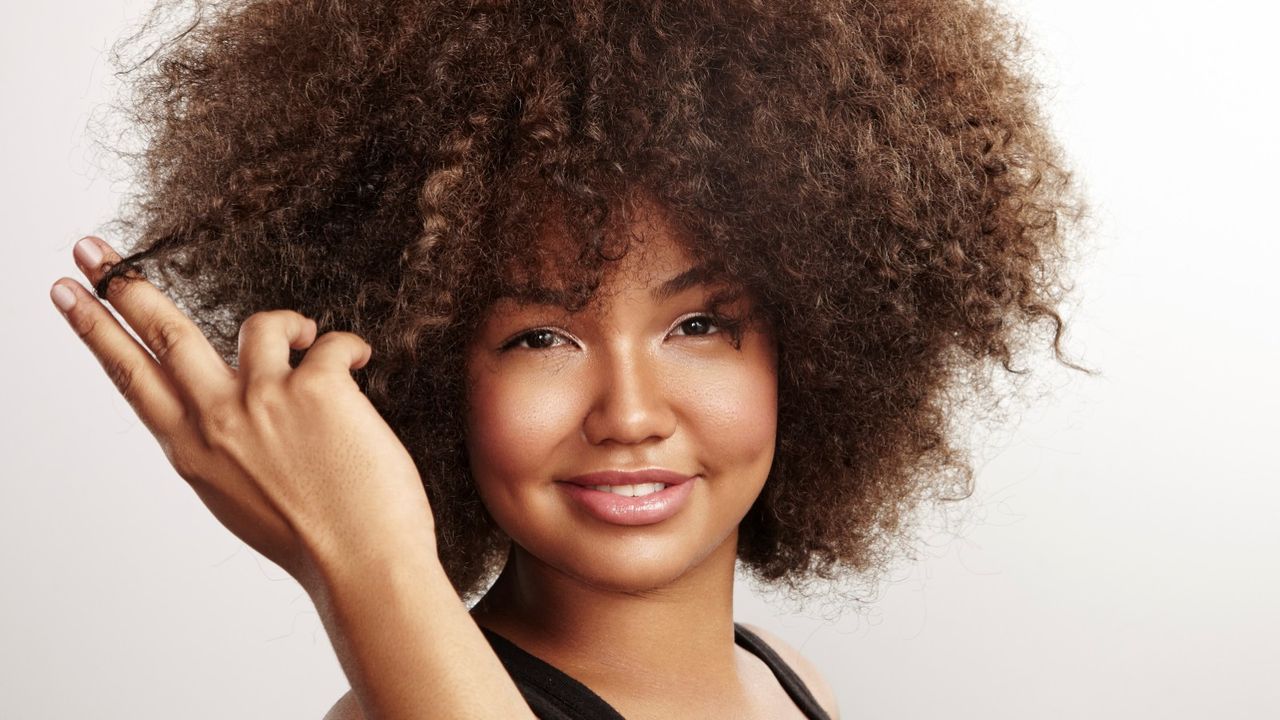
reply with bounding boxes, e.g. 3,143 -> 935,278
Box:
561,469 -> 696,487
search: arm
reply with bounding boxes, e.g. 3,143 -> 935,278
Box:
308,531 -> 534,720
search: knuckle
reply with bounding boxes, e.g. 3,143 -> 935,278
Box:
69,307 -> 101,340
103,269 -> 147,305
287,367 -> 337,397
278,309 -> 309,324
324,330 -> 372,352
242,380 -> 288,419
164,442 -> 199,482
238,315 -> 260,335
149,318 -> 188,362
99,270 -> 132,301
242,309 -> 307,334
166,439 -> 217,487
102,356 -> 136,398
194,400 -> 245,450
238,312 -> 272,339
238,310 -> 313,350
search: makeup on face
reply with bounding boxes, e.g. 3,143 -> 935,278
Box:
463,204 -> 777,592
556,468 -> 699,526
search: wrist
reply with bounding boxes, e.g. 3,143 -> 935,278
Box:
298,519 -> 442,603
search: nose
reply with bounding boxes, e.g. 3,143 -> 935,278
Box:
581,342 -> 678,446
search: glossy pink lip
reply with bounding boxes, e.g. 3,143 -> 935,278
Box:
558,469 -> 697,526
562,469 -> 695,487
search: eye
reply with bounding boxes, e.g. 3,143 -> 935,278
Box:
498,313 -> 733,352
500,328 -> 570,352
671,314 -> 724,337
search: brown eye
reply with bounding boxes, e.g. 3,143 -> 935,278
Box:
673,315 -> 721,337
501,328 -> 566,351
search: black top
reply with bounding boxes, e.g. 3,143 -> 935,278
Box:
480,622 -> 833,719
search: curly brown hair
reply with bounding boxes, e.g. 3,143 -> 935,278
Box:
97,0 -> 1086,601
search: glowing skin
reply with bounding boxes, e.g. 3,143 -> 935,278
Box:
464,201 -> 793,717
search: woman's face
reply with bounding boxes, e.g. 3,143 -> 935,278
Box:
464,206 -> 778,592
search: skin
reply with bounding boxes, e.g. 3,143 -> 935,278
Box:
50,200 -> 840,718
50,238 -> 535,719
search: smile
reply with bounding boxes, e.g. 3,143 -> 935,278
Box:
558,479 -> 696,526
587,482 -> 666,496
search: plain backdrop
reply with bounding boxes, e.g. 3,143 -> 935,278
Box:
3,1 -> 1277,718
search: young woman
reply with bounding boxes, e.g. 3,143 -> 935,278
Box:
49,1 -> 1083,717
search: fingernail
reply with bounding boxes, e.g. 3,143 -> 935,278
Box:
50,283 -> 77,313
74,237 -> 104,268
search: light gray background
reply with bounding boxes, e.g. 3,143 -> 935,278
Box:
4,1 -> 1277,718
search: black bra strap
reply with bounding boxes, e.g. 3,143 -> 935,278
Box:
480,626 -> 625,720
481,623 -> 831,719
733,623 -> 832,720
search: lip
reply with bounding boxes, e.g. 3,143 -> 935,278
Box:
562,469 -> 695,487
557,469 -> 697,526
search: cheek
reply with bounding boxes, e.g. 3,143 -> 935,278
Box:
699,372 -> 776,450
464,364 -> 584,485
679,343 -> 778,476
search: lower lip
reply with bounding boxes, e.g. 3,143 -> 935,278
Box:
558,478 -> 697,526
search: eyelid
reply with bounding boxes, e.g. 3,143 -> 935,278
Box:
498,326 -> 576,352
669,311 -> 727,336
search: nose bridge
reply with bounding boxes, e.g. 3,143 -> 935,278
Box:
582,334 -> 676,445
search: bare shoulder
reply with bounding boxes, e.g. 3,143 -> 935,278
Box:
740,623 -> 841,720
322,689 -> 364,720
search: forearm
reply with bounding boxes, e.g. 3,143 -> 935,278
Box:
306,531 -> 534,720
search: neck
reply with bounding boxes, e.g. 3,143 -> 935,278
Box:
470,529 -> 741,687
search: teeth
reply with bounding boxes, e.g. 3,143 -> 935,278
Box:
589,482 -> 667,497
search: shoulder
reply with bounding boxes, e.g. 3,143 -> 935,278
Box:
739,622 -> 841,720
321,689 -> 364,720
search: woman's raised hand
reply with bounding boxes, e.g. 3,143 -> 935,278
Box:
49,236 -> 437,593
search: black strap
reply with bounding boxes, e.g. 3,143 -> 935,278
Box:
480,626 -> 625,720
733,623 -> 832,720
481,623 -> 831,719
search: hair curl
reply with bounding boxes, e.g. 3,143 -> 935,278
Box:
98,0 -> 1087,601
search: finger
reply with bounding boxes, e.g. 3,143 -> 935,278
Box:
296,331 -> 373,375
50,278 -> 186,434
237,310 -> 318,385
73,236 -> 234,397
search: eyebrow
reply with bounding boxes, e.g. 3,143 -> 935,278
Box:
499,263 -> 719,307
650,263 -> 719,302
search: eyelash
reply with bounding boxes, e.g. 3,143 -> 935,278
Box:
499,313 -> 730,352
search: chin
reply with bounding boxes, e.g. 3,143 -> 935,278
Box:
518,521 -> 736,594
563,549 -> 693,593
